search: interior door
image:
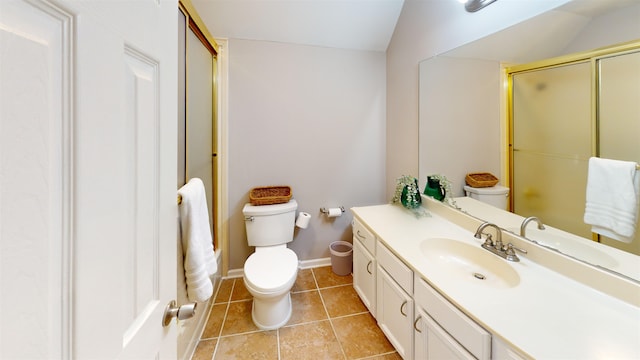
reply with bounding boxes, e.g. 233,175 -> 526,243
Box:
0,0 -> 178,358
72,1 -> 178,358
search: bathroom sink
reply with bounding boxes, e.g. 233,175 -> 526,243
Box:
420,238 -> 520,289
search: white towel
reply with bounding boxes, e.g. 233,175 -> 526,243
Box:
178,178 -> 217,302
583,157 -> 640,243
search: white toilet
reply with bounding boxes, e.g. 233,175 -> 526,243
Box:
463,185 -> 510,210
242,199 -> 299,330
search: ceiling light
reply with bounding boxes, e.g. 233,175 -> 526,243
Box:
465,0 -> 498,12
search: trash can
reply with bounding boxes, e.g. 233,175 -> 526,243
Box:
330,241 -> 353,276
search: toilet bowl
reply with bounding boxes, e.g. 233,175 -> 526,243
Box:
242,199 -> 299,330
244,245 -> 298,329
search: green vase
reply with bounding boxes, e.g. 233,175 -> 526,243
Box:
424,177 -> 445,201
401,178 -> 422,209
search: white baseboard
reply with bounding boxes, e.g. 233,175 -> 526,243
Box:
299,257 -> 331,269
225,257 -> 333,279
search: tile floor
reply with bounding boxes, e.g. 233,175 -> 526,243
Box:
191,266 -> 401,360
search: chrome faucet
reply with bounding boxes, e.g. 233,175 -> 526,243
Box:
474,222 -> 503,248
474,222 -> 526,262
520,216 -> 545,238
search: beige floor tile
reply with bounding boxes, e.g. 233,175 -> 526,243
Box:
214,331 -> 278,360
221,300 -> 259,336
231,278 -> 253,301
366,352 -> 403,360
192,339 -> 217,360
279,321 -> 345,360
313,266 -> 353,289
320,285 -> 368,318
332,313 -> 395,359
291,268 -> 316,292
201,303 -> 228,339
286,290 -> 328,326
214,279 -> 234,304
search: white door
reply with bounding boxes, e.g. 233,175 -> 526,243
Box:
0,0 -> 177,358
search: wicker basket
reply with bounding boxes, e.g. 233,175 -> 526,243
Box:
249,186 -> 292,205
465,173 -> 499,188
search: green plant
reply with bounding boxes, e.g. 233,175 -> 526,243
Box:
427,174 -> 458,208
391,175 -> 430,217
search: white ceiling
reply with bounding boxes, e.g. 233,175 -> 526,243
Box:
191,0 -> 640,53
191,0 -> 405,52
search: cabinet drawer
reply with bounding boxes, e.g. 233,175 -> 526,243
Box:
415,277 -> 491,360
353,219 -> 376,254
376,241 -> 413,295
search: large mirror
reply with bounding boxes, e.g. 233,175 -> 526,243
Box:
419,0 -> 640,281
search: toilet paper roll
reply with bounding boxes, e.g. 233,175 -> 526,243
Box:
327,207 -> 342,218
296,212 -> 311,229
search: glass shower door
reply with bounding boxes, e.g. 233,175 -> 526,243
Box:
511,62 -> 592,237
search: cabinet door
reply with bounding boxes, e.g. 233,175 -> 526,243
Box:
422,311 -> 475,360
414,307 -> 428,360
492,338 -> 528,360
377,266 -> 413,359
353,238 -> 376,315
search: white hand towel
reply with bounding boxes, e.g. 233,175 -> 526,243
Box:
178,178 -> 217,302
583,157 -> 640,243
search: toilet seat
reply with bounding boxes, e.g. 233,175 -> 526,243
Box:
244,247 -> 298,294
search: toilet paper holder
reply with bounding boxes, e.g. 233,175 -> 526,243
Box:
320,206 -> 345,215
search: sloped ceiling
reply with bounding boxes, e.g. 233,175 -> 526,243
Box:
191,0 -> 639,54
191,0 -> 405,51
440,0 -> 640,63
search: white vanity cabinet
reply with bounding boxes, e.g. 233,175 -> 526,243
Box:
414,277 -> 491,360
352,215 -> 521,360
414,306 -> 475,360
352,220 -> 377,315
376,241 -> 414,360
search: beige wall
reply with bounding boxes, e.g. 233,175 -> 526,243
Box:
227,39 -> 386,269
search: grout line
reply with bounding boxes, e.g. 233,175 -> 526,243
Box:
313,270 -> 348,360
276,327 -> 282,360
210,279 -> 235,359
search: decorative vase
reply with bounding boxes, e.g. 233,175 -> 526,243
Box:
424,176 -> 446,201
401,178 -> 422,209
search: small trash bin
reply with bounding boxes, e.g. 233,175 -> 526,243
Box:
330,241 -> 353,276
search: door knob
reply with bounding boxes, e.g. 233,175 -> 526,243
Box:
162,300 -> 198,327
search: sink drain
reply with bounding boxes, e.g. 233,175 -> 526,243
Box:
473,272 -> 486,280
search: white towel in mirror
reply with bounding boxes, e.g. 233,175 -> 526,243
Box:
583,157 -> 640,243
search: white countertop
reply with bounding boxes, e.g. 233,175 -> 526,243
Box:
351,201 -> 640,359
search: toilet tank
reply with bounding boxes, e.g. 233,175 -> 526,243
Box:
463,185 -> 509,210
243,200 -> 298,247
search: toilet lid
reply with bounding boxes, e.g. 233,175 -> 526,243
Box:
244,247 -> 298,293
